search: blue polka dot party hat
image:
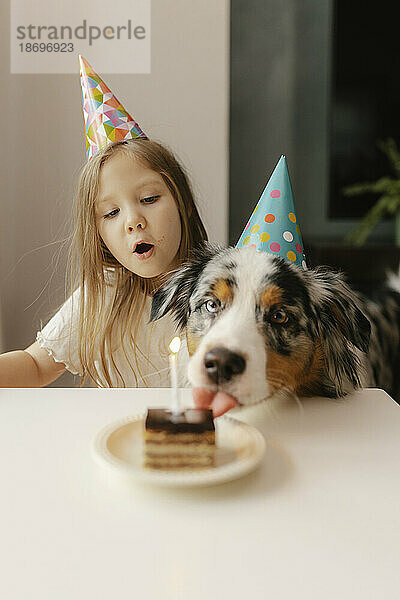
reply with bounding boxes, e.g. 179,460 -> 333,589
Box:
236,155 -> 307,270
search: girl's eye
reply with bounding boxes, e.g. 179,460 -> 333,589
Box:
271,309 -> 288,324
104,208 -> 120,219
141,195 -> 160,204
205,299 -> 220,313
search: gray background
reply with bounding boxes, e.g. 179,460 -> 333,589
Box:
0,0 -> 229,385
0,1 -> 393,387
229,0 -> 392,245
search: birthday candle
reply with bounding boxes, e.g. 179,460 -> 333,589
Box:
169,336 -> 181,414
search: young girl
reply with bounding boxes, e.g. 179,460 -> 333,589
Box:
0,138 -> 207,388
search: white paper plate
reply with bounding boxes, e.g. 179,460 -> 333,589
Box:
92,413 -> 266,487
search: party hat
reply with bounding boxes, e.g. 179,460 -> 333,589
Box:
79,55 -> 147,160
236,156 -> 307,270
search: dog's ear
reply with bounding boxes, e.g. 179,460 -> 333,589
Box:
150,263 -> 198,328
307,268 -> 371,394
150,243 -> 217,328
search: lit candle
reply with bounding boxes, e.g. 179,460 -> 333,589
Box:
169,336 -> 181,415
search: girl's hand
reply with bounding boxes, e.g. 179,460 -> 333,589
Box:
0,342 -> 65,388
192,388 -> 238,418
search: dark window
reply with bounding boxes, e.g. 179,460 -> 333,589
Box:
329,0 -> 400,218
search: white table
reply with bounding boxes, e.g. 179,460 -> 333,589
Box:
0,387 -> 399,599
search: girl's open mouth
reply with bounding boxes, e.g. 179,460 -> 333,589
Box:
133,242 -> 154,260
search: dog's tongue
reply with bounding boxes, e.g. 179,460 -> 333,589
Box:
192,388 -> 238,417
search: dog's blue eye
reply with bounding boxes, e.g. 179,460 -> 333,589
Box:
271,309 -> 288,324
205,299 -> 220,313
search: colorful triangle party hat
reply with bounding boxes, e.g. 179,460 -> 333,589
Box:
236,156 -> 307,270
79,55 -> 147,160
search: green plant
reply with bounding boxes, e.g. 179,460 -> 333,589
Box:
343,138 -> 400,246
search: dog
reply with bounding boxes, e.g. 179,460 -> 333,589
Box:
150,243 -> 400,413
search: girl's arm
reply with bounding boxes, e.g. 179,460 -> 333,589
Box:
0,342 -> 66,387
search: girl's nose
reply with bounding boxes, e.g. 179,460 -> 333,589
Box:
126,214 -> 146,232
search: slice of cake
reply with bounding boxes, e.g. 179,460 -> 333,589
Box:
144,408 -> 215,470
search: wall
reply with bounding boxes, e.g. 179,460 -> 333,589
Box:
230,0 -> 392,245
0,0 -> 229,384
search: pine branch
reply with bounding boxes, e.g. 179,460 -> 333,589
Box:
378,138 -> 400,178
343,138 -> 400,245
344,194 -> 393,246
343,177 -> 396,197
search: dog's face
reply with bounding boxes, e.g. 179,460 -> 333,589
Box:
151,244 -> 371,405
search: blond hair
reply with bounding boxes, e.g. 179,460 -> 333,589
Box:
69,139 -> 207,387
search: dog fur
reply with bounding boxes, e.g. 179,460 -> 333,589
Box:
151,244 -> 400,406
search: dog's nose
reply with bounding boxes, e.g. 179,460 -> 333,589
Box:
204,347 -> 246,384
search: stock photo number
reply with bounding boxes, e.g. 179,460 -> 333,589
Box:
18,42 -> 74,52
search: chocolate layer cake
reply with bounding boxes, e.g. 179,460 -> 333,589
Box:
144,408 -> 215,469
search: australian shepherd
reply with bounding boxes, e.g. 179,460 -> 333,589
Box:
151,244 -> 400,414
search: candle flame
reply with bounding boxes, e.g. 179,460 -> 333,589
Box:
169,336 -> 181,354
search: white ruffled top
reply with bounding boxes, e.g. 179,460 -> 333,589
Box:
36,286 -> 188,388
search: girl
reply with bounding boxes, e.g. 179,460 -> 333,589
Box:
0,138 -> 207,388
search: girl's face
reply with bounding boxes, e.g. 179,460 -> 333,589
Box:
95,153 -> 182,278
